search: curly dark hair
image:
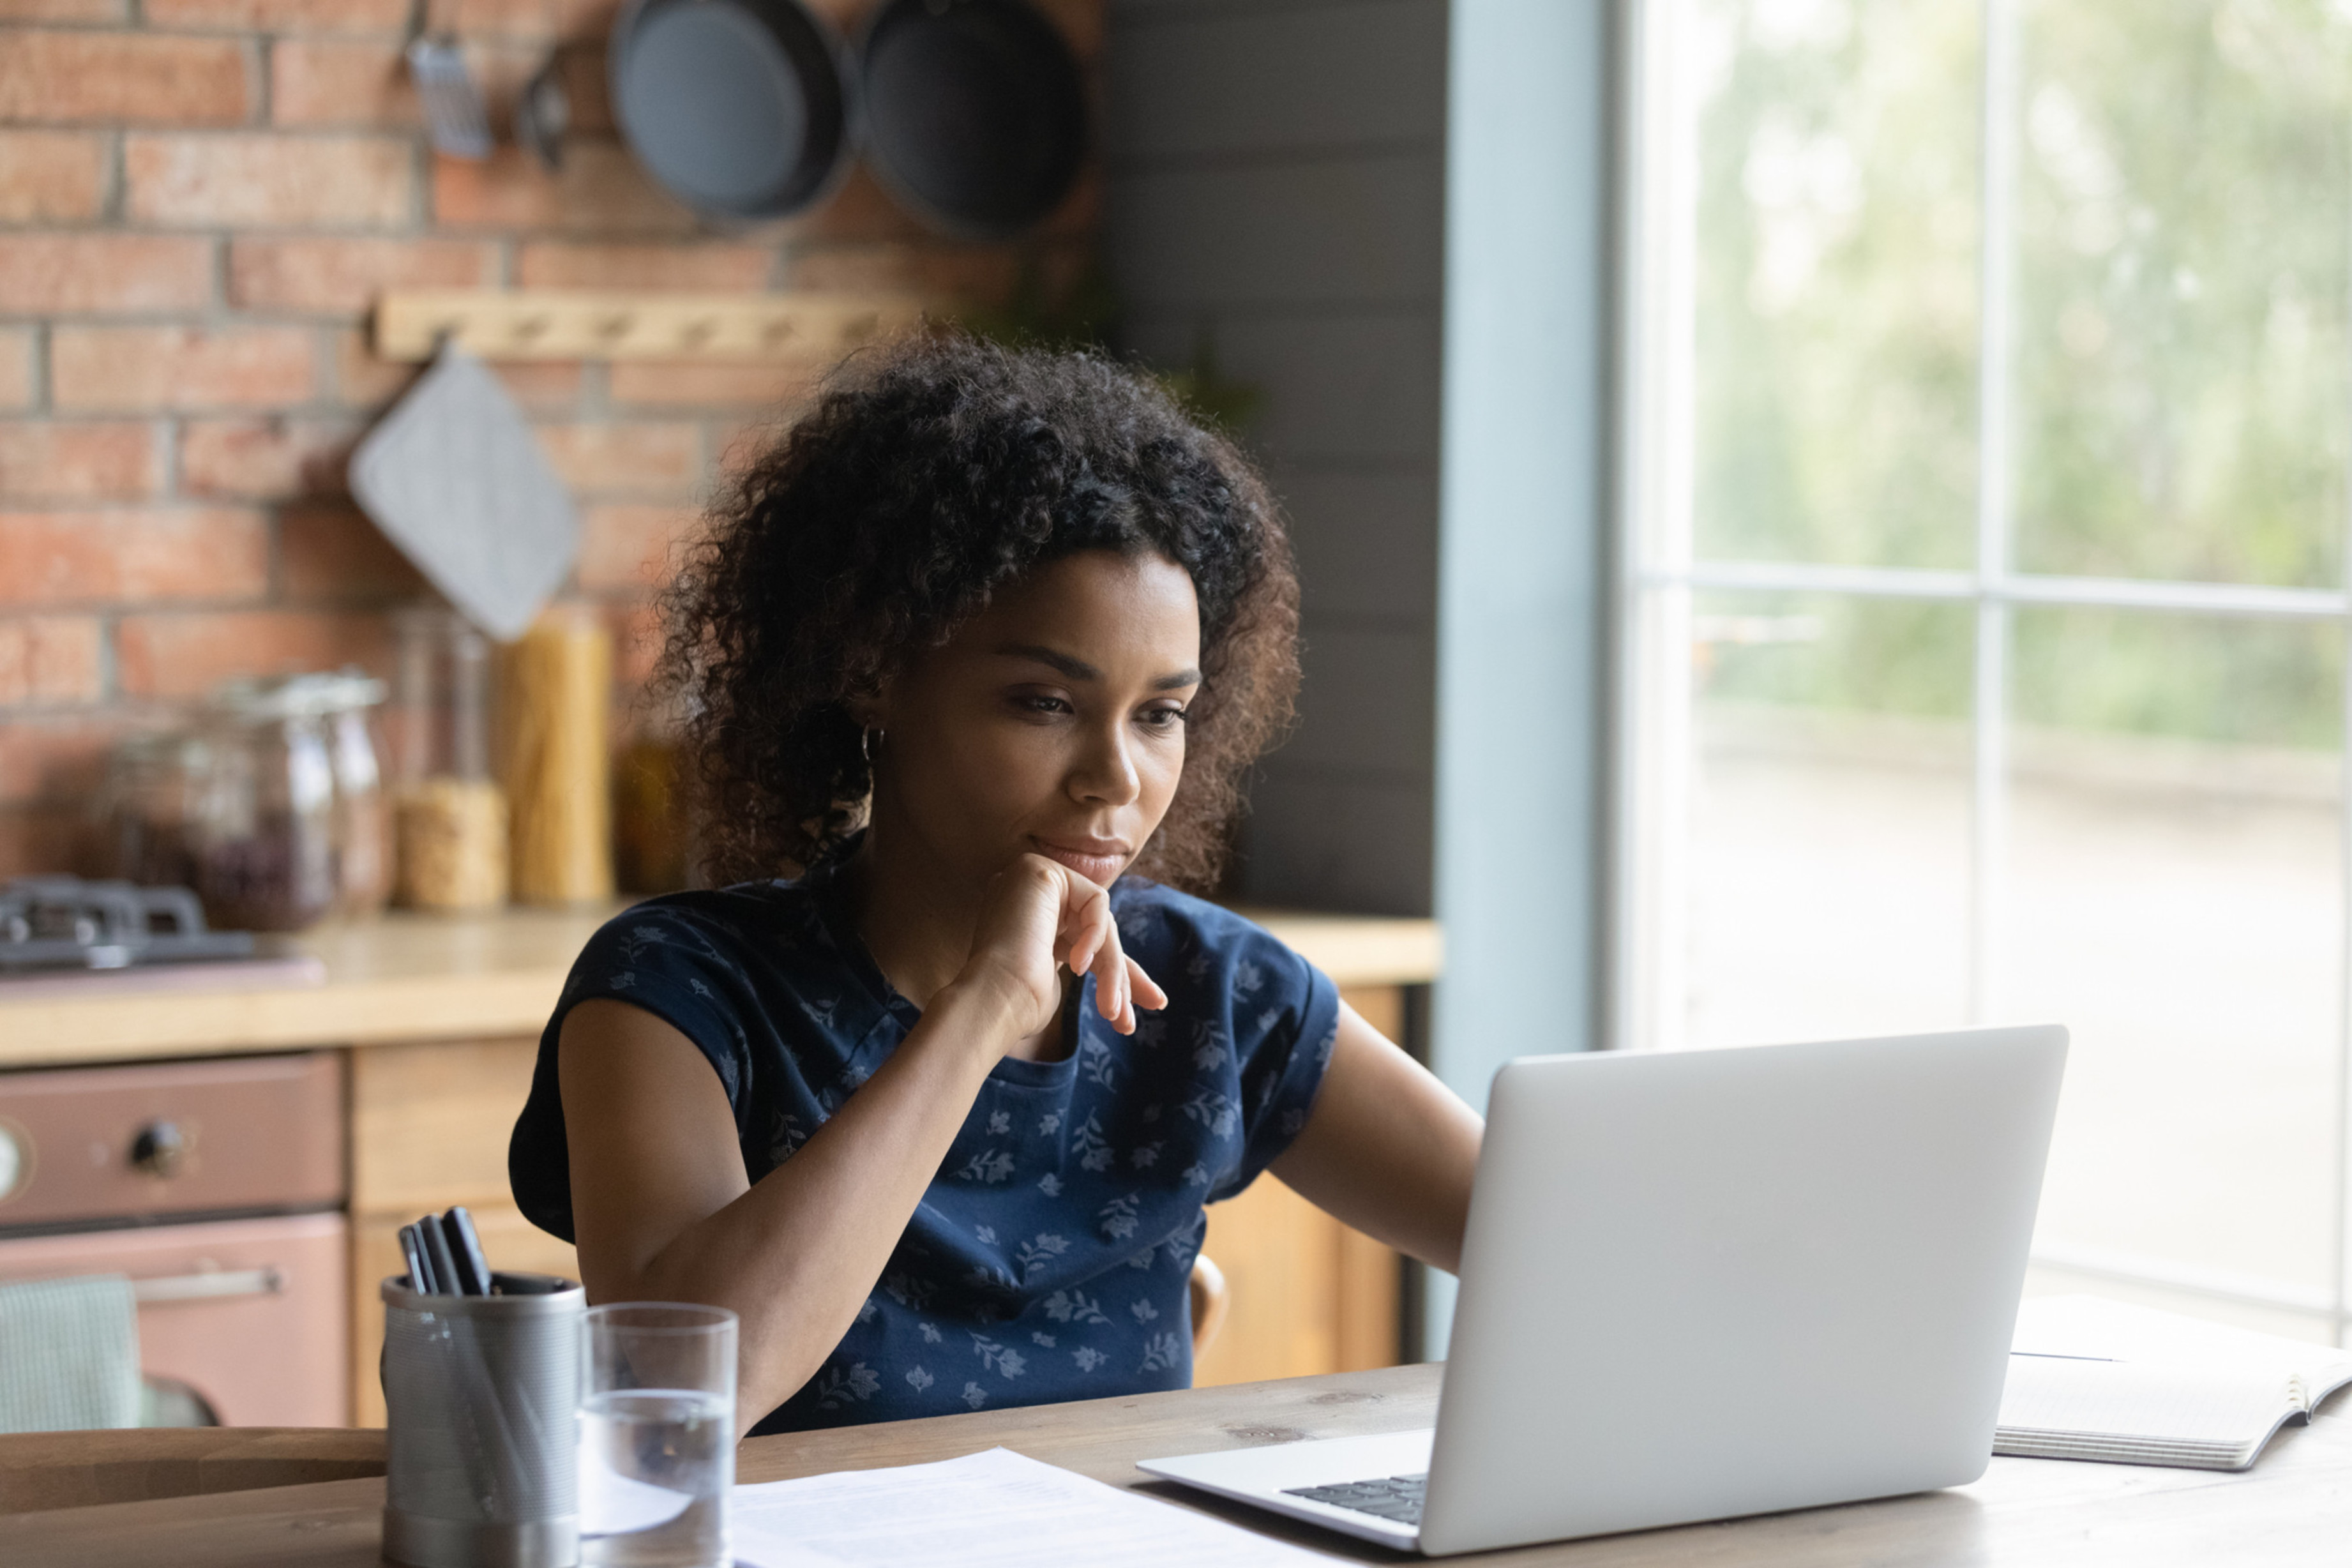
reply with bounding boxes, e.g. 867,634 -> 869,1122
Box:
659,332 -> 1301,894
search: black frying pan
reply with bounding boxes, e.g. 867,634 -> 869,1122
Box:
857,0 -> 1086,239
609,0 -> 854,222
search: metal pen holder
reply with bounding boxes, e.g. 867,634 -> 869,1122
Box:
382,1272 -> 585,1568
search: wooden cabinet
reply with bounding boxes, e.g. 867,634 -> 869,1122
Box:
346,1037 -> 576,1426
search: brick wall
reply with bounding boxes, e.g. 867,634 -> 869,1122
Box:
0,0 -> 1099,877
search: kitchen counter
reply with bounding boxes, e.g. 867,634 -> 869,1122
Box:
0,903 -> 1443,1070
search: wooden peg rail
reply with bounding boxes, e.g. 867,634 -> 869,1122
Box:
372,289 -> 934,362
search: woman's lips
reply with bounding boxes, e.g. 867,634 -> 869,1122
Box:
1030,837 -> 1130,884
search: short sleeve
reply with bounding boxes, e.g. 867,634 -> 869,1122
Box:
507,904 -> 763,1241
1200,916 -> 1344,1203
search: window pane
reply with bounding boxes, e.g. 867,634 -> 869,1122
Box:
1684,592 -> 1973,1047
1692,0 -> 1981,569
2005,609 -> 2343,1299
2012,1 -> 2352,587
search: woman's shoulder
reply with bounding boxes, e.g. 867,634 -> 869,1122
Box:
565,878 -> 848,995
1107,878 -> 1315,990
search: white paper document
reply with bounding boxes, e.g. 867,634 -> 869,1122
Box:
729,1447 -> 1338,1567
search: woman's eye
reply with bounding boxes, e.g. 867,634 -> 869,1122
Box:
1139,706 -> 1189,729
1016,694 -> 1072,715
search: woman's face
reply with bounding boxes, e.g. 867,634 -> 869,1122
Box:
867,549 -> 1203,891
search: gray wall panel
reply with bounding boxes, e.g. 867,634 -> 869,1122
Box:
1240,767 -> 1435,915
1274,466 -> 1441,626
1281,626 -> 1436,777
1108,0 -> 1446,163
1107,155 -> 1445,310
1107,0 -> 1446,923
1205,312 -> 1444,465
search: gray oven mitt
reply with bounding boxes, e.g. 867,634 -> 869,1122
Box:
350,345 -> 579,642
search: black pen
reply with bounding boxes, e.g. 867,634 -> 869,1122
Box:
419,1212 -> 460,1297
441,1207 -> 490,1296
398,1223 -> 431,1293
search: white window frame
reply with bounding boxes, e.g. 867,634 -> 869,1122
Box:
1610,0 -> 2352,1339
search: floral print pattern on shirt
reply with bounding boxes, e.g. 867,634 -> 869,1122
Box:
508,856 -> 1341,1434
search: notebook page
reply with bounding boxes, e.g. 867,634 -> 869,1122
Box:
728,1447 -> 1339,1568
2015,1294 -> 2352,1407
1999,1355 -> 2296,1447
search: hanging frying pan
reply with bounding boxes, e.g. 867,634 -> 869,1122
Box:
856,0 -> 1087,239
609,0 -> 854,222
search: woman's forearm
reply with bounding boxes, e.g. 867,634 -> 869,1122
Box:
562,978 -> 1023,1430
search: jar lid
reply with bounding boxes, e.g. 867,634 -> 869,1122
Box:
213,669 -> 387,720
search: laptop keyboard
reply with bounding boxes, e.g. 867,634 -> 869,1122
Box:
1283,1472 -> 1428,1525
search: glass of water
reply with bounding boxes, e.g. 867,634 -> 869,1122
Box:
580,1302 -> 739,1568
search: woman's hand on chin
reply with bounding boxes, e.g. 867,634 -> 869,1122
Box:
954,853 -> 1169,1039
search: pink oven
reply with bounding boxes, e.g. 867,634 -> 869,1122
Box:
0,1052 -> 349,1427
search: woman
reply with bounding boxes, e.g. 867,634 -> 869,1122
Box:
510,335 -> 1484,1435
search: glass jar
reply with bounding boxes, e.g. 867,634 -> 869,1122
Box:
391,606 -> 508,912
99,730 -> 209,891
191,683 -> 338,932
319,670 -> 392,919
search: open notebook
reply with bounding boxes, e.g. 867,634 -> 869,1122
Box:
1998,1295 -> 2352,1470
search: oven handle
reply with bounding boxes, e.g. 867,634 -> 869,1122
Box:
130,1266 -> 283,1304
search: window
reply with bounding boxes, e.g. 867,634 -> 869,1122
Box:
1619,0 -> 2352,1342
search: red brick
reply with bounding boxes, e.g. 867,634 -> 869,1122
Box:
532,423 -> 701,496
433,143 -> 693,233
492,359 -> 586,412
126,134 -> 414,228
278,500 -> 426,601
0,131 -> 109,222
0,714 -> 126,804
0,507 -> 268,607
269,38 -> 414,128
714,414 -> 787,474
0,615 -> 102,705
607,360 -> 817,411
0,422 -> 161,501
577,502 -> 696,593
0,332 -> 31,412
557,44 -> 612,135
52,327 -> 315,412
328,329 -> 583,412
179,416 -> 361,500
0,31 -> 252,126
0,0 -> 129,19
424,0 -> 558,43
788,241 -> 1016,308
609,596 -> 661,688
144,0 -> 409,30
0,234 -> 213,315
515,242 -> 776,292
229,237 -> 499,313
798,165 -> 931,245
0,803 -> 92,877
115,608 -> 392,698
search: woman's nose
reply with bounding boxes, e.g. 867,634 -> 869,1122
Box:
1069,723 -> 1142,806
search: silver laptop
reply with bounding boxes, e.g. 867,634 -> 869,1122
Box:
1140,1025 -> 2067,1556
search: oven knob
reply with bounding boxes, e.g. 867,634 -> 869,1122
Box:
130,1120 -> 188,1178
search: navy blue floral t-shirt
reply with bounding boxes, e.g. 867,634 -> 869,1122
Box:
508,858 -> 1341,1434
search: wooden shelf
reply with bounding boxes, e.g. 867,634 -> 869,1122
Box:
371,289 -> 931,363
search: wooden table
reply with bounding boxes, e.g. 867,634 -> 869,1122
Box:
15,1363 -> 2351,1565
